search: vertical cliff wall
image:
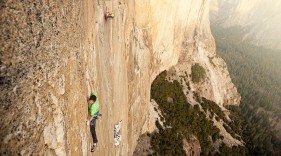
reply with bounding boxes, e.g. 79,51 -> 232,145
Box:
0,0 -> 240,155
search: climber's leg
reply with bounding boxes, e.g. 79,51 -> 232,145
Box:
90,122 -> 98,143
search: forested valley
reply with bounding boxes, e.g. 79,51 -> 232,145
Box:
211,25 -> 281,155
148,25 -> 281,156
150,71 -> 246,155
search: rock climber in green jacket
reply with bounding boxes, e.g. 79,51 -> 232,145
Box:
86,78 -> 99,152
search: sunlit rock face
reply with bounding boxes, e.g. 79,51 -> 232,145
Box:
0,0 -> 240,155
210,0 -> 281,50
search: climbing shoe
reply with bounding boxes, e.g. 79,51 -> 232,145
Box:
91,143 -> 97,152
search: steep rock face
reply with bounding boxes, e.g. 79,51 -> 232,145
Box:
167,32 -> 241,106
1,1 -> 86,155
0,0 -> 239,155
210,0 -> 281,50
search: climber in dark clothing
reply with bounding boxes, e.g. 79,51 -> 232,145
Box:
86,78 -> 100,152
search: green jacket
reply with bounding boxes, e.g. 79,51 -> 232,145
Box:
89,92 -> 99,116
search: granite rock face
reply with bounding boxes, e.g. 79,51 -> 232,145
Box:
1,1 -> 85,155
0,0 -> 240,155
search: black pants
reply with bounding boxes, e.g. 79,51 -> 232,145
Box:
90,122 -> 98,143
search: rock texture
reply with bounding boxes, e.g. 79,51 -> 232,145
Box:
183,136 -> 201,156
1,1 -> 85,155
210,0 -> 281,50
0,0 -> 240,155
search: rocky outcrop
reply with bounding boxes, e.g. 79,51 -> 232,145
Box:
0,0 -> 240,155
183,136 -> 201,156
166,32 -> 241,106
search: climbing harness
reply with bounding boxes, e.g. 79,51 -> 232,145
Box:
91,112 -> 102,125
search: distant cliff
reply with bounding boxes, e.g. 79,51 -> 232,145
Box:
210,0 -> 281,50
0,0 -> 240,155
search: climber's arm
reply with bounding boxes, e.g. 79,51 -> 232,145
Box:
87,78 -> 94,93
88,114 -> 94,121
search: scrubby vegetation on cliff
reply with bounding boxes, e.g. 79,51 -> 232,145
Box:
191,63 -> 206,83
150,71 -> 246,155
212,25 -> 281,155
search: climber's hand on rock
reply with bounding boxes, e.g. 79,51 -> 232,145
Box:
86,119 -> 90,126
